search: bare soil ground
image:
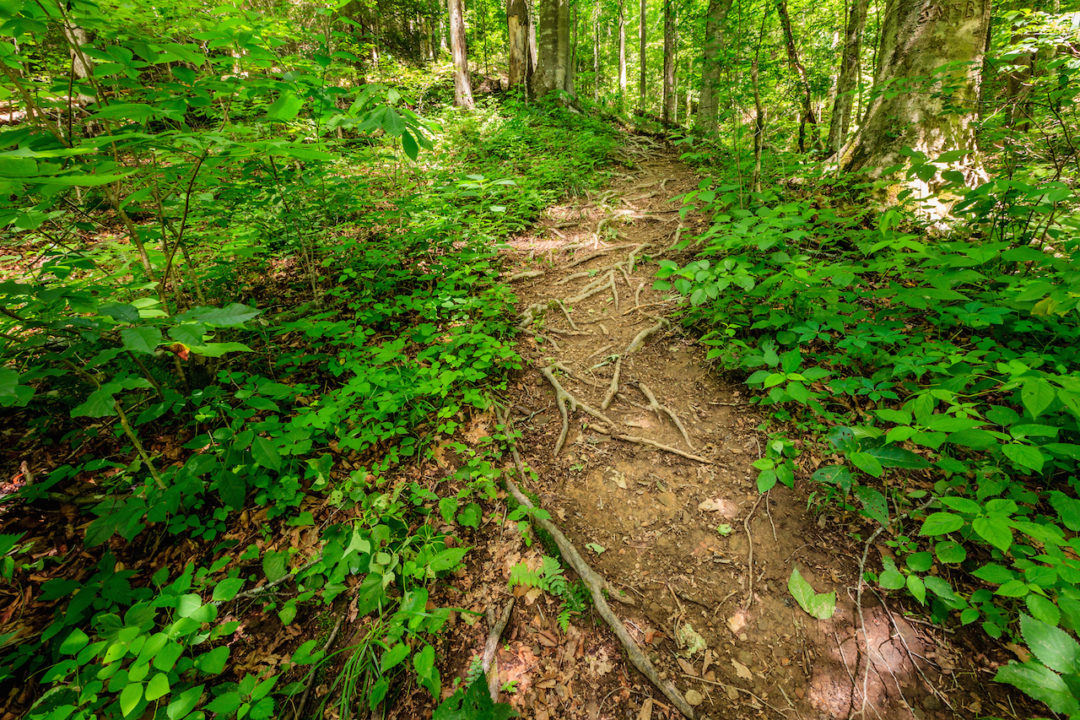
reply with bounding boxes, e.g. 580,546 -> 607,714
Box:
460,138 -> 1028,720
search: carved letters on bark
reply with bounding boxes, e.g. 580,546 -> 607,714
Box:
917,0 -> 977,24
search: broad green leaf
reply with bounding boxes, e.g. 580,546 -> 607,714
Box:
263,550 -> 288,582
1020,612 -> 1080,674
854,485 -> 888,526
267,92 -> 304,121
934,541 -> 967,564
973,515 -> 1013,553
401,130 -> 419,161
146,673 -> 170,701
60,628 -> 89,655
906,573 -> 926,604
919,512 -> 964,536
252,436 -> 281,471
121,326 -> 162,354
863,445 -> 928,469
212,578 -> 244,602
1003,443 -> 1045,473
120,682 -> 143,717
1050,491 -> 1080,531
1027,595 -> 1062,626
167,684 -> 203,720
382,643 -> 409,671
1021,378 -> 1056,418
848,451 -> 883,477
787,566 -> 836,620
995,661 -> 1080,716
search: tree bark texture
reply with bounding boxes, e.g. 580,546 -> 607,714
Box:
557,0 -> 571,91
840,0 -> 992,200
775,0 -> 820,152
662,0 -> 676,122
534,0 -> 560,93
827,0 -> 869,155
618,0 -> 627,103
507,0 -> 532,88
448,0 -> 474,107
638,0 -> 647,110
696,0 -> 735,133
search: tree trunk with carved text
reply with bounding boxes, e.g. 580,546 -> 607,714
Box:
840,0 -> 991,205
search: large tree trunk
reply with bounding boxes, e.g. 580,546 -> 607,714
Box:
448,0 -> 474,107
638,0 -> 647,111
618,0 -> 627,105
557,0 -> 572,91
568,2 -> 578,94
840,0 -> 992,205
775,0 -> 820,152
593,0 -> 601,100
662,0 -> 675,122
696,0 -> 735,133
827,0 -> 869,156
533,0 -> 560,93
508,0 -> 531,88
528,0 -> 539,71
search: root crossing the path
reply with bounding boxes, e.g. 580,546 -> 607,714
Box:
496,147 -> 985,720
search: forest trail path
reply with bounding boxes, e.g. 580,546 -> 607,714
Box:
495,139 -> 978,720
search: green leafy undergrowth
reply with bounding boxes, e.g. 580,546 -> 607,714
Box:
661,162 -> 1080,715
1,90 -> 615,720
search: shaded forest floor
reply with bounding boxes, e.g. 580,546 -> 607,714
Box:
416,138 -> 1029,720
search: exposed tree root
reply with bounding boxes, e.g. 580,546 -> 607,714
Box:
553,361 -> 607,389
611,434 -> 711,464
601,356 -> 623,410
497,409 -> 697,720
566,271 -> 615,305
634,280 -> 645,307
635,381 -> 695,449
582,343 -> 613,363
506,269 -> 544,282
535,333 -> 561,351
567,243 -> 635,268
665,223 -> 687,253
557,270 -> 595,285
552,298 -> 580,330
541,365 -> 616,456
608,271 -> 619,311
625,318 -> 670,356
615,261 -> 632,288
622,299 -> 680,317
483,599 -> 515,702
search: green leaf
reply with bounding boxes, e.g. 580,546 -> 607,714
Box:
1003,443 -> 1045,473
401,130 -> 419,161
382,643 -> 409,671
1027,595 -> 1062,626
1050,491 -> 1080,532
1021,378 -> 1056,418
919,512 -> 964,536
182,303 -> 259,327
1020,613 -> 1080,674
787,566 -> 836,620
195,645 -> 229,675
121,326 -> 162,355
973,515 -> 1013,553
167,684 -> 203,720
71,384 -> 119,418
995,661 -> 1080,716
60,628 -> 90,655
212,578 -> 244,602
906,573 -> 926,604
878,558 -> 905,590
863,445 -> 928,469
905,552 -> 932,572
934,541 -> 967,564
267,92 -> 304,121
429,547 -> 467,573
145,673 -> 170,702
848,451 -> 883,477
120,682 -> 143,717
252,436 -> 281,472
263,550 -> 288,582
854,486 -> 888,526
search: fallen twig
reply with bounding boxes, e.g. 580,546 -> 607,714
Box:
506,269 -> 544,282
612,434 -> 710,463
497,408 -> 697,720
743,494 -> 764,609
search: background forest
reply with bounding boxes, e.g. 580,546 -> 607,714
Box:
1,0 -> 1079,718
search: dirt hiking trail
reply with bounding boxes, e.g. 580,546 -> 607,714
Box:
485,138 -> 1024,720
